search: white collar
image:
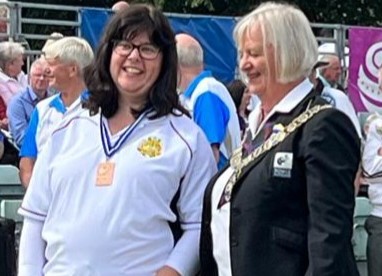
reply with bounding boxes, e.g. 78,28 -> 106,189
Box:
248,78 -> 313,136
0,70 -> 25,83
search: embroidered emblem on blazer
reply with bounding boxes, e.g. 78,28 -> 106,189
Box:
273,152 -> 293,178
137,137 -> 163,157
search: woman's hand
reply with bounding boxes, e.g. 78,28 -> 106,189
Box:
156,265 -> 181,276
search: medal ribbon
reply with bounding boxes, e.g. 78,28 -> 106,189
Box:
100,109 -> 152,159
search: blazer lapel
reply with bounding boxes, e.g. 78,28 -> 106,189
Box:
232,90 -> 320,193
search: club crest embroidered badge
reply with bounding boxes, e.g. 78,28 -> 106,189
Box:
137,137 -> 163,158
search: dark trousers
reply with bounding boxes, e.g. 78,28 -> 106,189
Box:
365,215 -> 382,276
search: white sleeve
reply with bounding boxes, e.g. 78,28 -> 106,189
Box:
362,119 -> 382,176
18,217 -> 46,276
325,88 -> 362,138
165,130 -> 217,275
18,137 -> 53,221
166,230 -> 200,275
336,99 -> 362,138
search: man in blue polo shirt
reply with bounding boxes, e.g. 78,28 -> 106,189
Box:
176,33 -> 241,170
7,58 -> 50,148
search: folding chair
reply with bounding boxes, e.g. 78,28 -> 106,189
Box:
0,165 -> 24,199
0,199 -> 23,222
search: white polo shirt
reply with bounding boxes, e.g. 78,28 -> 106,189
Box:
19,109 -> 217,276
20,94 -> 83,158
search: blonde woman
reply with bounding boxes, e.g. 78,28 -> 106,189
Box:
200,2 -> 360,275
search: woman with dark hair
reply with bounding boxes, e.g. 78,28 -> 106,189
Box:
226,79 -> 251,135
18,4 -> 216,276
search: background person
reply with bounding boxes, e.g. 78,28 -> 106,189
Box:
317,53 -> 345,92
200,3 -> 360,275
176,33 -> 241,170
19,37 -> 92,188
41,32 -> 64,53
0,41 -> 27,105
18,5 -> 216,276
309,59 -> 362,138
7,58 -> 50,148
361,113 -> 382,276
111,0 -> 129,11
226,79 -> 251,137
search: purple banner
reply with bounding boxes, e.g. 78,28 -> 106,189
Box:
349,27 -> 382,113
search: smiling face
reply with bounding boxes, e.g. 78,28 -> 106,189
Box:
238,24 -> 276,99
109,32 -> 163,107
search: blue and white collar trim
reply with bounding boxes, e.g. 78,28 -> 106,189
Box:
183,70 -> 212,98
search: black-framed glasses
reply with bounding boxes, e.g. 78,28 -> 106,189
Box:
112,40 -> 160,60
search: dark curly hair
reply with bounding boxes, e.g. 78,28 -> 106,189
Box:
84,4 -> 188,119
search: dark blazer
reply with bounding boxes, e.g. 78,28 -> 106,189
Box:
200,90 -> 360,276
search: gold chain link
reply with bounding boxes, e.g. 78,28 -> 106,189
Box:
223,104 -> 332,203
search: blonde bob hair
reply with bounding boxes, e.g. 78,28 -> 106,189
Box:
43,36 -> 94,75
234,2 -> 318,83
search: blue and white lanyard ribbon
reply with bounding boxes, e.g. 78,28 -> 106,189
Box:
100,109 -> 152,159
